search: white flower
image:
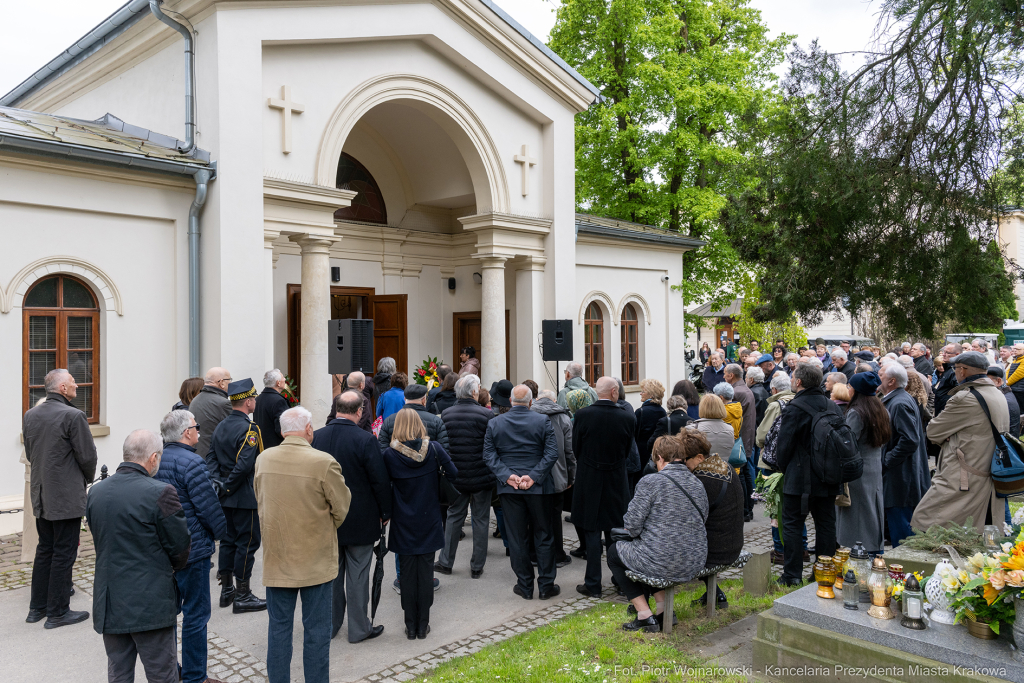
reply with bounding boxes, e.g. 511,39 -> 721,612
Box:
1013,506 -> 1024,525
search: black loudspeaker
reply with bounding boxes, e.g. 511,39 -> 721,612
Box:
328,319 -> 374,374
542,319 -> 574,361
331,266 -> 341,282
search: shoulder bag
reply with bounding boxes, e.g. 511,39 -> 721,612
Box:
969,388 -> 1024,497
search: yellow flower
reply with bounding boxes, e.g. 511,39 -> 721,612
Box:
984,583 -> 1003,605
942,576 -> 961,591
1003,551 -> 1024,572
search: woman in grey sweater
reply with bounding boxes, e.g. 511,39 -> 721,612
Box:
606,435 -> 708,632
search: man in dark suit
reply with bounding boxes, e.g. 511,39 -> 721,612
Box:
253,369 -> 290,449
312,391 -> 391,643
482,385 -> 559,600
570,376 -> 635,597
210,378 -> 267,614
934,343 -> 962,415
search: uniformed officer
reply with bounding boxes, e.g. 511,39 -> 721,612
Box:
210,378 -> 267,614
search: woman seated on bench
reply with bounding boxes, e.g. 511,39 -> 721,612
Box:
606,434 -> 708,633
679,429 -> 744,609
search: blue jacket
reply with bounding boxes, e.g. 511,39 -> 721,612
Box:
702,364 -> 726,393
376,387 -> 406,421
482,406 -> 558,496
154,441 -> 227,565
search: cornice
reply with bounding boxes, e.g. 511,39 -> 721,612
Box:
263,176 -> 357,210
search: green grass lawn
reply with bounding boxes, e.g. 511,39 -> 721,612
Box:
415,580 -> 797,682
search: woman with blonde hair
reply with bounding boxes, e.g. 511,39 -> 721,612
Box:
691,394 -> 735,462
633,379 -> 667,490
382,409 -> 457,640
904,370 -> 933,423
830,383 -> 852,413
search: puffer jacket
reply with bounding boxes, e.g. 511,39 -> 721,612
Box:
724,401 -> 743,438
378,403 -> 450,452
531,397 -> 576,492
439,398 -> 495,492
371,372 -> 392,414
154,441 -> 227,565
431,390 -> 457,415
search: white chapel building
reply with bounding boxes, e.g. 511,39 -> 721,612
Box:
0,0 -> 700,506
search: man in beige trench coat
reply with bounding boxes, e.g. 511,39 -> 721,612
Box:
912,351 -> 1008,531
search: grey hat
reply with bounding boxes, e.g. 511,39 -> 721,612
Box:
951,351 -> 989,371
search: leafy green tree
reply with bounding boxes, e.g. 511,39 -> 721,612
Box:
549,0 -> 790,331
722,0 -> 1022,338
732,275 -> 808,350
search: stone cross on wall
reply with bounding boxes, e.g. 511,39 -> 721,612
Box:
268,85 -> 305,154
513,144 -> 537,196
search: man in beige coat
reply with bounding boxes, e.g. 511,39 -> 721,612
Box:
255,406 -> 351,683
912,352 -> 1008,532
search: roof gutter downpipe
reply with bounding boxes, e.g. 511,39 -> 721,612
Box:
188,168 -> 211,377
148,1 -> 196,155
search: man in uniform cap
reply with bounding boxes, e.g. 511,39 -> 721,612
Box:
210,378 -> 267,614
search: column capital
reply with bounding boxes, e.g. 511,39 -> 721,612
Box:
475,255 -> 508,269
514,256 -> 547,272
288,233 -> 339,255
264,229 -> 281,248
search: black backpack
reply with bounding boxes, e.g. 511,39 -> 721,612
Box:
793,402 -> 862,485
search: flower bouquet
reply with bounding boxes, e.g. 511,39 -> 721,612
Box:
414,356 -> 442,387
281,375 -> 299,406
753,472 -> 783,521
891,571 -> 925,602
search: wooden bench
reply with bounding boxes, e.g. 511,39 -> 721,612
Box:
626,550 -> 751,633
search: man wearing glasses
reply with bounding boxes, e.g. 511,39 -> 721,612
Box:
155,410 -> 227,683
189,367 -> 233,476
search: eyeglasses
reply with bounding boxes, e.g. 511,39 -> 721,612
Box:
187,424 -> 201,432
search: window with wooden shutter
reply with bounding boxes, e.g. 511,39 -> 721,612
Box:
23,275 -> 100,422
584,302 -> 604,386
621,304 -> 639,385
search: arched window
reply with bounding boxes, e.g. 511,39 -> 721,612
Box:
24,275 -> 100,422
334,152 -> 388,224
621,303 -> 639,385
584,302 -> 604,386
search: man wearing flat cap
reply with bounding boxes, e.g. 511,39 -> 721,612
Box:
210,378 -> 268,614
377,383 -> 450,451
912,351 -> 1008,532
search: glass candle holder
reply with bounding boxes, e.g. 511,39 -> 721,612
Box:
834,548 -> 851,589
849,541 -> 871,603
983,525 -> 1001,552
900,574 -> 926,630
867,557 -> 894,620
843,569 -> 859,610
888,563 -> 904,583
815,556 -> 837,599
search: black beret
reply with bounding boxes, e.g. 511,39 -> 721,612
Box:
404,384 -> 428,399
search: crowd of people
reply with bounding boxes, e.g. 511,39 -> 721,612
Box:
18,333 -> 1018,680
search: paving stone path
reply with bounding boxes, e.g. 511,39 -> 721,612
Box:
0,506 -> 809,683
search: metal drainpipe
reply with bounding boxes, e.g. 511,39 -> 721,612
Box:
188,169 -> 212,376
148,1 -> 196,155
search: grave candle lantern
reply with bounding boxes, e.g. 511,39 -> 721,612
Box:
900,574 -> 926,630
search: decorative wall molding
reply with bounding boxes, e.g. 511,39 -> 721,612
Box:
618,293 -> 652,325
578,290 -> 616,325
4,256 -> 123,315
315,74 -> 510,213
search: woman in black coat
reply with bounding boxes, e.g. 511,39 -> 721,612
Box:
646,395 -> 693,453
431,373 -> 458,415
382,409 -> 457,640
679,429 -> 743,608
632,379 -> 667,491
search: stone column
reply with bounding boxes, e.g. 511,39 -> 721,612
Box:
290,234 -> 335,427
263,230 -> 280,372
479,256 -> 507,385
515,257 -> 546,388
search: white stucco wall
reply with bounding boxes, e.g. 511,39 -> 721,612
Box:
0,160 -> 194,500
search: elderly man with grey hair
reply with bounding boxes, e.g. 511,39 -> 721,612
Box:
879,362 -> 930,547
189,366 -> 233,472
910,342 -> 934,376
22,367 -> 98,628
746,366 -> 769,428
972,338 -> 997,366
87,429 -> 192,683
254,369 -> 290,450
155,411 -> 227,683
830,349 -> 857,381
483,384 -> 560,599
556,361 -> 598,408
436,374 -> 496,578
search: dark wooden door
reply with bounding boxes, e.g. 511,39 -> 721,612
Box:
287,284 -> 375,392
368,294 -> 408,375
453,311 -> 510,380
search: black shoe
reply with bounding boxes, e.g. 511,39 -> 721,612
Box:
556,555 -> 572,568
26,608 -> 46,624
433,562 -> 452,575
564,514 -> 572,523
744,511 -> 754,523
358,625 -> 384,642
471,569 -> 483,579
569,548 -> 586,559
217,570 -> 235,608
406,627 -> 417,640
780,577 -> 802,587
232,580 -> 267,613
416,625 -> 431,639
393,578 -> 402,595
460,530 -> 466,540
69,586 -> 75,597
492,529 -> 501,539
622,615 -> 659,632
576,584 -> 601,598
539,585 -> 561,600
654,611 -> 679,627
44,609 -> 89,629
505,548 -> 510,557
513,585 -> 533,600
691,588 -> 729,609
